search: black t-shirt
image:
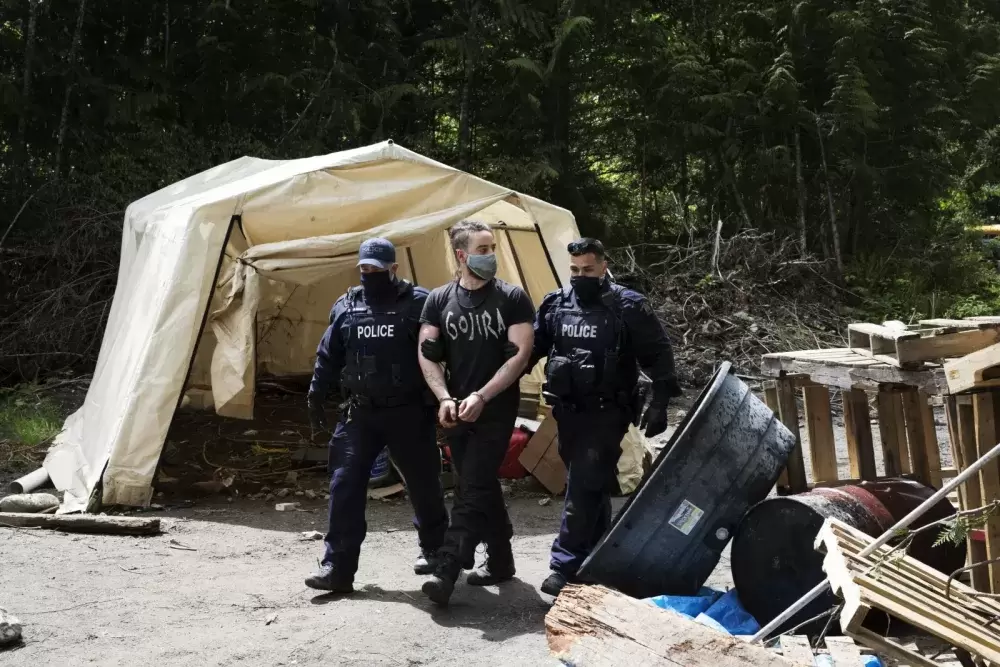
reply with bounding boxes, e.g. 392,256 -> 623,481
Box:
420,278 -> 535,417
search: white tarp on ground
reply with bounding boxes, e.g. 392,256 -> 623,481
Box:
43,141 -> 648,512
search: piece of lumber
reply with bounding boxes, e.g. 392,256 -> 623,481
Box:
877,390 -> 906,477
849,322 -> 921,355
760,352 -> 949,395
945,397 -> 967,508
843,389 -> 877,481
958,400 -> 992,592
818,519 -> 1000,666
919,318 -> 997,329
944,341 -> 1000,393
892,390 -> 912,473
898,327 -> 1000,365
776,378 -> 808,493
974,391 -> 1000,594
803,385 -> 839,483
544,584 -> 804,667
0,512 -> 161,535
779,636 -> 814,664
764,384 -> 789,490
918,390 -> 942,484
823,636 -> 863,666
850,628 -> 939,667
901,388 -> 932,485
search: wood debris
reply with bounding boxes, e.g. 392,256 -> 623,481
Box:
0,512 -> 161,536
545,584 -> 804,666
818,517 -> 1000,666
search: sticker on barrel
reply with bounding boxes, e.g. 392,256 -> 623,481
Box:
668,499 -> 704,535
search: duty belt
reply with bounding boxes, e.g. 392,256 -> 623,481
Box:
544,391 -> 626,412
350,394 -> 420,409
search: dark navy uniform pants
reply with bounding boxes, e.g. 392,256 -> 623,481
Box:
323,403 -> 448,576
550,404 -> 630,576
438,406 -> 517,567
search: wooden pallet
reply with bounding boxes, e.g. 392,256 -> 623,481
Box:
848,320 -> 1000,368
817,518 -> 1000,667
777,635 -> 867,665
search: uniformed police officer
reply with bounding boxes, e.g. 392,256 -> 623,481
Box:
305,238 -> 449,593
531,238 -> 681,597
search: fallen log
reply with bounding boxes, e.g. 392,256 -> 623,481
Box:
545,584 -> 806,667
0,512 -> 161,536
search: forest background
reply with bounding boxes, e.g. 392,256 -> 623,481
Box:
3,0 -> 1000,391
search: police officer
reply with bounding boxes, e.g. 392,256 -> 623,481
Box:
531,238 -> 681,597
305,238 -> 449,593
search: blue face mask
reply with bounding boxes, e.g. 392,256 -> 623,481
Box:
466,253 -> 497,281
360,271 -> 395,301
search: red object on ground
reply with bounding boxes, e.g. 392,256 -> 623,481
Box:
972,528 -> 986,542
498,427 -> 532,479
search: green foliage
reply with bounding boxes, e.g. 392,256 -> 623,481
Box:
1,0 -> 1000,379
0,386 -> 63,471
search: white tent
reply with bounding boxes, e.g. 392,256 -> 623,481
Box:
43,141 -> 646,513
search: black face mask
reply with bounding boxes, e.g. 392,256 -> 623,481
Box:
361,271 -> 395,302
571,275 -> 604,303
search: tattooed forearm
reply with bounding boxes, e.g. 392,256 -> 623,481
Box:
421,363 -> 450,400
418,323 -> 451,400
478,322 -> 533,402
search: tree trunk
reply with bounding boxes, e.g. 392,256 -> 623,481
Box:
542,0 -> 591,235
815,115 -> 843,274
164,0 -> 170,68
456,0 -> 480,170
14,0 -> 41,182
795,126 -> 808,256
723,159 -> 752,228
680,141 -> 689,229
640,136 -> 648,254
54,0 -> 88,179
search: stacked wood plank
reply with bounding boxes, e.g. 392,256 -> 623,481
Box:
848,318 -> 1000,369
817,518 -> 1000,667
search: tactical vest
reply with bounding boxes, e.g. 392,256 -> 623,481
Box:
340,284 -> 422,400
544,286 -> 624,401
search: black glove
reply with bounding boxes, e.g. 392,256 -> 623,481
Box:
639,398 -> 669,439
421,337 -> 445,363
631,377 -> 652,426
307,391 -> 329,442
503,341 -> 519,361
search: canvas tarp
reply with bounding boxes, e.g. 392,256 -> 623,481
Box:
43,141 -> 647,512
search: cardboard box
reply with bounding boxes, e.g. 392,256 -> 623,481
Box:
518,414 -> 566,495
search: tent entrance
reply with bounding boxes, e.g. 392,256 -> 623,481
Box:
178,208 -> 562,424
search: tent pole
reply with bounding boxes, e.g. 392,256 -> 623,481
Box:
534,223 -> 562,288
503,227 -> 532,302
405,246 -> 419,286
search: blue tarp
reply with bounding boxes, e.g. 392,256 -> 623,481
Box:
647,587 -> 759,636
645,588 -> 883,666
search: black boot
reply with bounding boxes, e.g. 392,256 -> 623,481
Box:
421,553 -> 461,606
413,548 -> 440,575
305,562 -> 354,594
466,543 -> 515,586
540,570 -> 571,597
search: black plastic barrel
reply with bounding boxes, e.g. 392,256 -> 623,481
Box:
732,480 -> 966,635
577,362 -> 798,598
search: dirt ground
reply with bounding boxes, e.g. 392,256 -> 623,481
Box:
1,492 -> 736,667
0,383 -> 966,666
